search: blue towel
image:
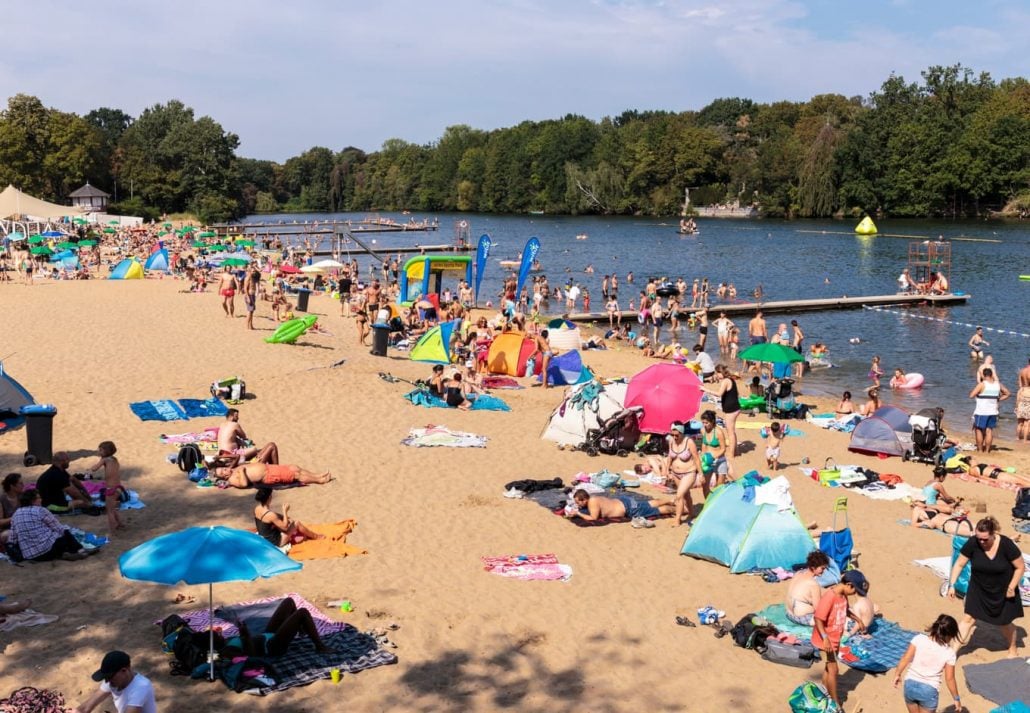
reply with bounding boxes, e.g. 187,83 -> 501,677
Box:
840,619 -> 918,673
129,400 -> 187,422
404,389 -> 511,412
178,398 -> 229,419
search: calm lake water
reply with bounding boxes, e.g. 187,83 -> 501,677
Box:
239,212 -> 1030,433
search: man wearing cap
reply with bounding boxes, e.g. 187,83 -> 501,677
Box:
72,650 -> 157,713
812,570 -> 869,709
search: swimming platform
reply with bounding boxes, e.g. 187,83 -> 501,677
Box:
564,292 -> 970,321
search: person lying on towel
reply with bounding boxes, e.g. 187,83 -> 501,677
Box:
566,489 -> 674,522
212,463 -> 331,489
222,598 -> 331,657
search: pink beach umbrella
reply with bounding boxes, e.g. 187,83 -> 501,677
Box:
625,363 -> 703,434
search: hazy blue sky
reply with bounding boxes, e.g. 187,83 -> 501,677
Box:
2,1 -> 1026,161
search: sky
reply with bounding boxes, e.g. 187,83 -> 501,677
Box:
1,0 -> 1026,162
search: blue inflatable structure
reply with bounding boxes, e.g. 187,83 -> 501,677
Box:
537,350 -> 592,386
145,248 -> 171,272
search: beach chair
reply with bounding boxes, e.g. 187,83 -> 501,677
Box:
819,497 -> 854,572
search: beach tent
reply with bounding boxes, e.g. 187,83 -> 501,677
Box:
538,350 -> 591,386
109,258 -> 144,280
848,406 -> 911,457
541,379 -> 628,446
0,184 -> 80,220
144,248 -> 171,272
0,363 -> 35,434
410,319 -> 462,364
486,332 -> 536,377
546,318 -> 582,351
681,479 -> 814,573
855,216 -> 878,235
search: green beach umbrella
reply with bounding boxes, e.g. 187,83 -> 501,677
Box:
78,240 -> 97,248
30,245 -> 52,255
181,226 -> 196,233
103,227 -> 117,234
57,241 -> 78,250
738,342 -> 805,364
192,240 -> 207,248
222,258 -> 249,267
235,239 -> 255,248
163,222 -> 173,228
209,244 -> 227,252
73,218 -> 88,225
108,219 -> 119,225
198,231 -> 217,238
27,234 -> 44,244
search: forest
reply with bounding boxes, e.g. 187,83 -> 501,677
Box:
0,65 -> 1026,223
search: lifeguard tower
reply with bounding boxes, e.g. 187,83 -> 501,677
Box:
907,239 -> 952,290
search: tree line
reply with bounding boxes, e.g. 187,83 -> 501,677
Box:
0,64 -> 1026,223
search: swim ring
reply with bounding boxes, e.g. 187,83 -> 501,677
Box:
894,372 -> 925,389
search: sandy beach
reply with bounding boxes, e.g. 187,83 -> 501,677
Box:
1,277 -> 1027,712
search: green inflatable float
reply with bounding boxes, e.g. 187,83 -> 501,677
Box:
265,315 -> 318,344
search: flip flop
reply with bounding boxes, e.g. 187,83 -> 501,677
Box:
675,616 -> 696,628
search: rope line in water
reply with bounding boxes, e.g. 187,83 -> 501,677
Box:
862,305 -> 1030,338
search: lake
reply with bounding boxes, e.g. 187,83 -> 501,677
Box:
237,212 -> 1030,434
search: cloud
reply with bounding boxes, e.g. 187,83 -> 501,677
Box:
0,0 -> 1024,160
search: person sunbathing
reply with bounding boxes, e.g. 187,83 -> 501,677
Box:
566,489 -> 674,524
253,488 -> 322,548
785,551 -> 831,625
212,463 -> 331,488
945,454 -> 1030,487
223,597 -> 331,657
910,506 -> 974,536
217,409 -> 278,465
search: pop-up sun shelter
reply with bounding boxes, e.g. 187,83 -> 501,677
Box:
398,254 -> 472,307
681,478 -> 814,573
538,350 -> 591,386
541,379 -> 628,446
486,332 -> 536,377
0,363 -> 35,434
109,258 -> 144,279
848,405 -> 912,457
144,248 -> 171,272
410,319 -> 463,364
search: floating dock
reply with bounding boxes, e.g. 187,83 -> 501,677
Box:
566,292 -> 969,321
213,218 -> 439,234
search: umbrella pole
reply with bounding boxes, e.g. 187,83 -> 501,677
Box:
209,582 -> 215,681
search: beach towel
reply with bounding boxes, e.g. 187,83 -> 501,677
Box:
403,389 -> 511,411
482,554 -> 572,581
178,398 -> 229,419
964,659 -> 1030,706
159,429 -> 220,445
288,521 -> 366,561
952,470 -> 1023,492
401,425 -> 488,448
176,594 -> 341,639
69,527 -> 108,551
523,486 -> 661,526
0,609 -> 59,633
130,399 -> 187,422
481,376 -> 522,390
796,467 -> 920,501
81,482 -> 146,510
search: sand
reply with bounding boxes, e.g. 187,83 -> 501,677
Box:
1,278 -> 1027,712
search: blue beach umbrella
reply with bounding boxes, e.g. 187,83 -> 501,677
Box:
41,230 -> 63,237
119,526 -> 302,679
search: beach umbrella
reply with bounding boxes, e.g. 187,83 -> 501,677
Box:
625,362 -> 703,434
222,257 -> 249,267
8,232 -> 25,241
311,258 -> 345,269
163,222 -> 173,228
198,231 -> 217,238
30,245 -> 53,255
300,264 -> 325,273
56,241 -> 78,250
107,219 -> 119,225
192,240 -> 208,248
41,230 -> 63,237
119,525 -> 301,680
103,227 -> 117,234
277,263 -> 300,274
77,240 -> 97,248
73,218 -> 88,225
26,234 -> 44,244
738,342 -> 805,364
235,239 -> 255,248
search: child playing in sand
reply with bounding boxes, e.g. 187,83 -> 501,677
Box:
765,422 -> 784,471
869,355 -> 883,387
90,441 -> 125,533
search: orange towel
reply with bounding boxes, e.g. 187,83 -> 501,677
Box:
288,520 -> 367,561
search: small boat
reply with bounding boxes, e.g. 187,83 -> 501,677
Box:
499,259 -> 519,268
529,210 -> 545,215
575,233 -> 588,240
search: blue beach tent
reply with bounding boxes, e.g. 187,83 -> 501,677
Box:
537,350 -> 592,386
145,248 -> 171,272
681,480 -> 814,573
0,363 -> 35,434
109,258 -> 144,279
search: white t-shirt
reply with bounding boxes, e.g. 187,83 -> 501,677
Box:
904,634 -> 956,690
692,351 -> 715,374
101,673 -> 158,713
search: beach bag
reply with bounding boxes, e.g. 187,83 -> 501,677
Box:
210,376 -> 246,404
214,656 -> 278,692
161,615 -> 224,676
729,613 -> 778,652
1013,488 -> 1030,520
950,536 -> 971,597
177,444 -> 203,473
788,681 -> 841,712
590,470 -> 621,488
761,638 -> 819,668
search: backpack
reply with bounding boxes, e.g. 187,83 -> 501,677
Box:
160,615 -> 224,676
788,681 -> 841,712
761,638 -> 820,668
177,444 -> 203,473
1013,487 -> 1030,520
729,613 -> 779,653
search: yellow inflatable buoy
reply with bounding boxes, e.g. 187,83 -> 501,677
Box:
855,216 -> 877,235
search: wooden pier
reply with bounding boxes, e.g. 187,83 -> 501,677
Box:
213,218 -> 439,235
566,292 -> 969,321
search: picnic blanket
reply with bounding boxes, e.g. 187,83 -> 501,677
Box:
964,658 -> 1030,706
403,389 -> 511,411
173,594 -> 396,695
482,554 -> 572,581
755,604 -> 916,673
178,398 -> 229,419
81,482 -> 146,510
523,486 -> 662,526
401,426 -> 487,448
481,376 -> 522,390
0,609 -> 59,632
159,428 -> 219,445
796,467 -> 920,501
288,521 -> 366,561
130,399 -> 187,422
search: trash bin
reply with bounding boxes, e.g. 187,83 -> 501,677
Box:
20,404 -> 56,467
371,324 -> 391,357
295,288 -> 312,312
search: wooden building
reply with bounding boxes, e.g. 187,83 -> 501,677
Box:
69,182 -> 110,211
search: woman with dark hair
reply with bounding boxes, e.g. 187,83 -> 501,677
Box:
705,364 -> 740,461
893,614 -> 963,712
1,473 -> 24,545
253,488 -> 322,549
948,516 -> 1024,657
646,422 -> 705,527
835,391 -> 854,417
699,410 -> 730,486
784,551 -> 831,625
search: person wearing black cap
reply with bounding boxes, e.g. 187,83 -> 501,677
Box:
811,570 -> 869,709
72,650 -> 156,713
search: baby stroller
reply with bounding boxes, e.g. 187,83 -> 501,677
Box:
904,407 -> 947,465
766,378 -> 798,418
576,407 -> 642,457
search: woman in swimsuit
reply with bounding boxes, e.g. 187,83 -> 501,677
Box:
918,467 -> 959,515
647,422 -> 705,527
835,391 -> 855,417
785,551 -> 831,625
254,488 -> 322,549
699,410 -> 730,486
860,386 -> 881,417
704,364 -> 740,465
911,506 -> 974,536
444,372 -> 471,410
428,364 -> 445,398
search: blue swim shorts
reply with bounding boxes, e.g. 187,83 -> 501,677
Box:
973,414 -> 997,431
618,495 -> 659,519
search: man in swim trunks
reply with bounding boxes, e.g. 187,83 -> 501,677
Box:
747,310 -> 767,345
212,463 -> 331,488
217,409 -> 279,465
1018,357 -> 1030,442
217,266 -> 239,318
242,267 -> 259,330
567,489 -> 674,523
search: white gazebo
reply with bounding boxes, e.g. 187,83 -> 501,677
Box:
69,182 -> 110,211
